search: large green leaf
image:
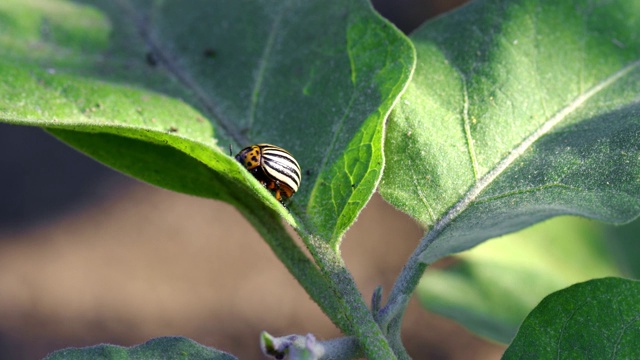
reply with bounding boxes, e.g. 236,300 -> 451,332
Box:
44,336 -> 237,360
380,0 -> 640,262
503,277 -> 640,359
0,2 -> 415,355
0,0 -> 414,245
417,216 -> 623,344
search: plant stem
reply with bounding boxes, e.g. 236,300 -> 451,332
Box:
240,196 -> 399,358
238,202 -> 353,335
303,233 -> 398,360
379,230 -> 432,346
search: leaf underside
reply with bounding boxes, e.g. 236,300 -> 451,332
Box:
0,0 -> 414,246
380,0 -> 640,262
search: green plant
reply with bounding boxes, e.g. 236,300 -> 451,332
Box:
1,0 -> 639,359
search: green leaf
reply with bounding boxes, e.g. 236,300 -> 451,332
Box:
44,336 -> 237,360
417,216 -> 623,343
0,0 -> 414,245
503,277 -> 640,359
0,2 -> 414,355
380,0 -> 640,262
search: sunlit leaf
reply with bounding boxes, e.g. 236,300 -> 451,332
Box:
380,0 -> 640,262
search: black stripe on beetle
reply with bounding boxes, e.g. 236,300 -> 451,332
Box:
262,151 -> 301,187
234,143 -> 302,203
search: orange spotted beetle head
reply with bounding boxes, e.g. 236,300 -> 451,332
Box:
235,145 -> 262,170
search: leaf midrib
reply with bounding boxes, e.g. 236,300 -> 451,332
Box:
424,58 -> 640,250
125,0 -> 287,147
247,7 -> 284,135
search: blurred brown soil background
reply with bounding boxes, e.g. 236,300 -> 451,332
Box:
0,1 -> 506,358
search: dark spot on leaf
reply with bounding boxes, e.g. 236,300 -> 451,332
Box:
168,126 -> 178,133
203,47 -> 217,59
145,52 -> 158,67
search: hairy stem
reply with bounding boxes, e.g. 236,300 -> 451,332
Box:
302,233 -> 398,360
238,202 -> 353,335
379,230 -> 432,349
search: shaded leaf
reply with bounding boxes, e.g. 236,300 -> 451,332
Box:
44,336 -> 237,360
503,277 -> 640,359
380,0 -> 640,262
0,0 -> 414,244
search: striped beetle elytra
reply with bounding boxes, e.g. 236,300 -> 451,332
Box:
234,144 -> 301,203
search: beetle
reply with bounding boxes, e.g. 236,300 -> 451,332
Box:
234,143 -> 301,203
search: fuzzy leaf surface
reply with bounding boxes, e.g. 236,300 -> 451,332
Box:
0,0 -> 414,244
380,0 -> 640,262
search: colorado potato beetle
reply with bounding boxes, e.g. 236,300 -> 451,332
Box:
234,144 -> 301,203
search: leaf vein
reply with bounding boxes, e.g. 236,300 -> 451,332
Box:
474,183 -> 580,204
611,312 -> 640,359
556,298 -> 588,359
125,0 -> 246,145
412,174 -> 436,222
422,58 -> 640,253
310,90 -> 358,219
461,75 -> 480,180
248,9 -> 284,133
